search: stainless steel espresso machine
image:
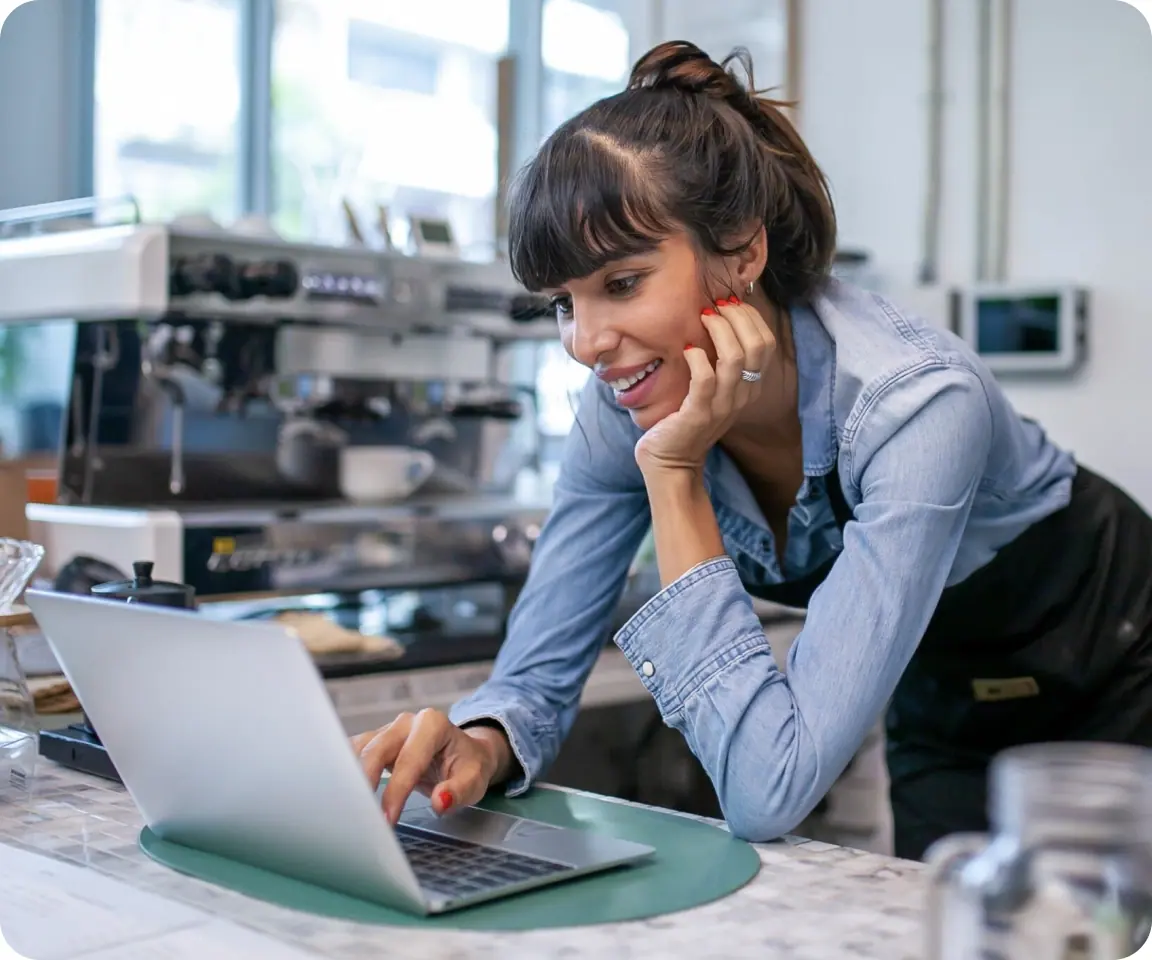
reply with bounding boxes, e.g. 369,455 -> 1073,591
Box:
0,199 -> 601,780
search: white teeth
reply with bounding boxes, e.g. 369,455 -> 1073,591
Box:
609,360 -> 661,392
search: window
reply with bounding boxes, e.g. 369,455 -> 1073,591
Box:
347,22 -> 439,95
541,0 -> 631,136
271,0 -> 509,256
532,0 -> 633,442
93,0 -> 242,224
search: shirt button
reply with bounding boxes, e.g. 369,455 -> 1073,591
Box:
641,660 -> 655,677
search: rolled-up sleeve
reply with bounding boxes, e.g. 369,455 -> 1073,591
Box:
613,364 -> 995,841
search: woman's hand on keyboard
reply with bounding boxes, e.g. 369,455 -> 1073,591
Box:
350,709 -> 512,824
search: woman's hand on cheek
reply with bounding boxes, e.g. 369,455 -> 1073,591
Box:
634,296 -> 775,477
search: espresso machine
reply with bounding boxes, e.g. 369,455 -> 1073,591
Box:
0,198 -> 579,780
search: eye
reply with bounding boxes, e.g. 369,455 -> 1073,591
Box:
549,294 -> 573,319
606,275 -> 642,297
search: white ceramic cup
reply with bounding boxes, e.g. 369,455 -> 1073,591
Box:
338,447 -> 436,502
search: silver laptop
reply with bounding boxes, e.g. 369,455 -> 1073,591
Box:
24,589 -> 654,915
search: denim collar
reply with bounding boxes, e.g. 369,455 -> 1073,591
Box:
704,290 -> 840,529
789,294 -> 838,476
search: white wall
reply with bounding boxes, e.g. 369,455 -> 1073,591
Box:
800,0 -> 1152,508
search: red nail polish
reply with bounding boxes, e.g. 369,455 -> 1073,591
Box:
438,789 -> 454,810
714,299 -> 727,309
684,344 -> 694,352
701,307 -> 716,316
728,295 -> 741,305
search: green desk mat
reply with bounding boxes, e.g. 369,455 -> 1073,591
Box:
138,788 -> 761,930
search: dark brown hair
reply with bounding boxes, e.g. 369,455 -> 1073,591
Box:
506,41 -> 837,307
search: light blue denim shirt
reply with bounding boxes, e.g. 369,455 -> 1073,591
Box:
449,278 -> 1077,842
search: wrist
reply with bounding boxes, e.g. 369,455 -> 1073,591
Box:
640,460 -> 705,488
642,464 -> 725,588
463,724 -> 512,785
641,463 -> 708,500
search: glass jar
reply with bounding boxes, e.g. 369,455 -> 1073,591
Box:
0,538 -> 45,802
0,621 -> 37,801
925,742 -> 1152,960
0,538 -> 44,611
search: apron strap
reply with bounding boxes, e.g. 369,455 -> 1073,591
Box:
744,465 -> 851,609
824,466 -> 853,530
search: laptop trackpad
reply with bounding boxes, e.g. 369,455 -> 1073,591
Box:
397,797 -> 650,870
401,802 -> 561,845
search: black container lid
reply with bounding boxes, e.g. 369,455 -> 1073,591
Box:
90,560 -> 196,608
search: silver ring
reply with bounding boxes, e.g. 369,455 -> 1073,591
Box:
741,369 -> 762,383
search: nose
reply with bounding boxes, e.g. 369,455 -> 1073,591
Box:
568,307 -> 622,369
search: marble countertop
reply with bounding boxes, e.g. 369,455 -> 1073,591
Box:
0,764 -> 927,959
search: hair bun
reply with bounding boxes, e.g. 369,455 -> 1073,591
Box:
628,41 -> 745,101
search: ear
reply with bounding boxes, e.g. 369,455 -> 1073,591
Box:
734,224 -> 768,290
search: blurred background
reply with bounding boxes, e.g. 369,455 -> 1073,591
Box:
0,0 -> 1148,854
0,0 -> 794,479
1,0 -> 1150,505
1,0 -> 1149,506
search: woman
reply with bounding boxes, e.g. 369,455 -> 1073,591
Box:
352,41 -> 1152,861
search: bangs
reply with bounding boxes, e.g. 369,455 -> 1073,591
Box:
507,128 -> 673,291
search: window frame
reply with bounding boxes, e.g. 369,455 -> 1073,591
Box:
80,0 -> 551,223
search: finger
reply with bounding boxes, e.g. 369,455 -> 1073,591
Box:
381,709 -> 452,824
719,297 -> 774,374
349,729 -> 379,753
701,307 -> 744,415
430,760 -> 489,815
357,714 -> 412,788
682,343 -> 717,419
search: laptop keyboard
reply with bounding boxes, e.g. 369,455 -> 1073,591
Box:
393,822 -> 572,901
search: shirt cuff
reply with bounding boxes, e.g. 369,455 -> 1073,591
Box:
449,697 -> 541,797
612,556 -> 770,720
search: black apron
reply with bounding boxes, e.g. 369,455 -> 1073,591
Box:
748,465 -> 1152,861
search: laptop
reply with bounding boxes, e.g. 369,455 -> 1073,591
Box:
24,589 -> 654,915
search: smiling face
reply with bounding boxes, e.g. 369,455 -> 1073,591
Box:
545,231 -> 769,430
544,233 -> 712,429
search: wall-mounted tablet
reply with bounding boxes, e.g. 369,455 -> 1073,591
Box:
955,283 -> 1088,374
